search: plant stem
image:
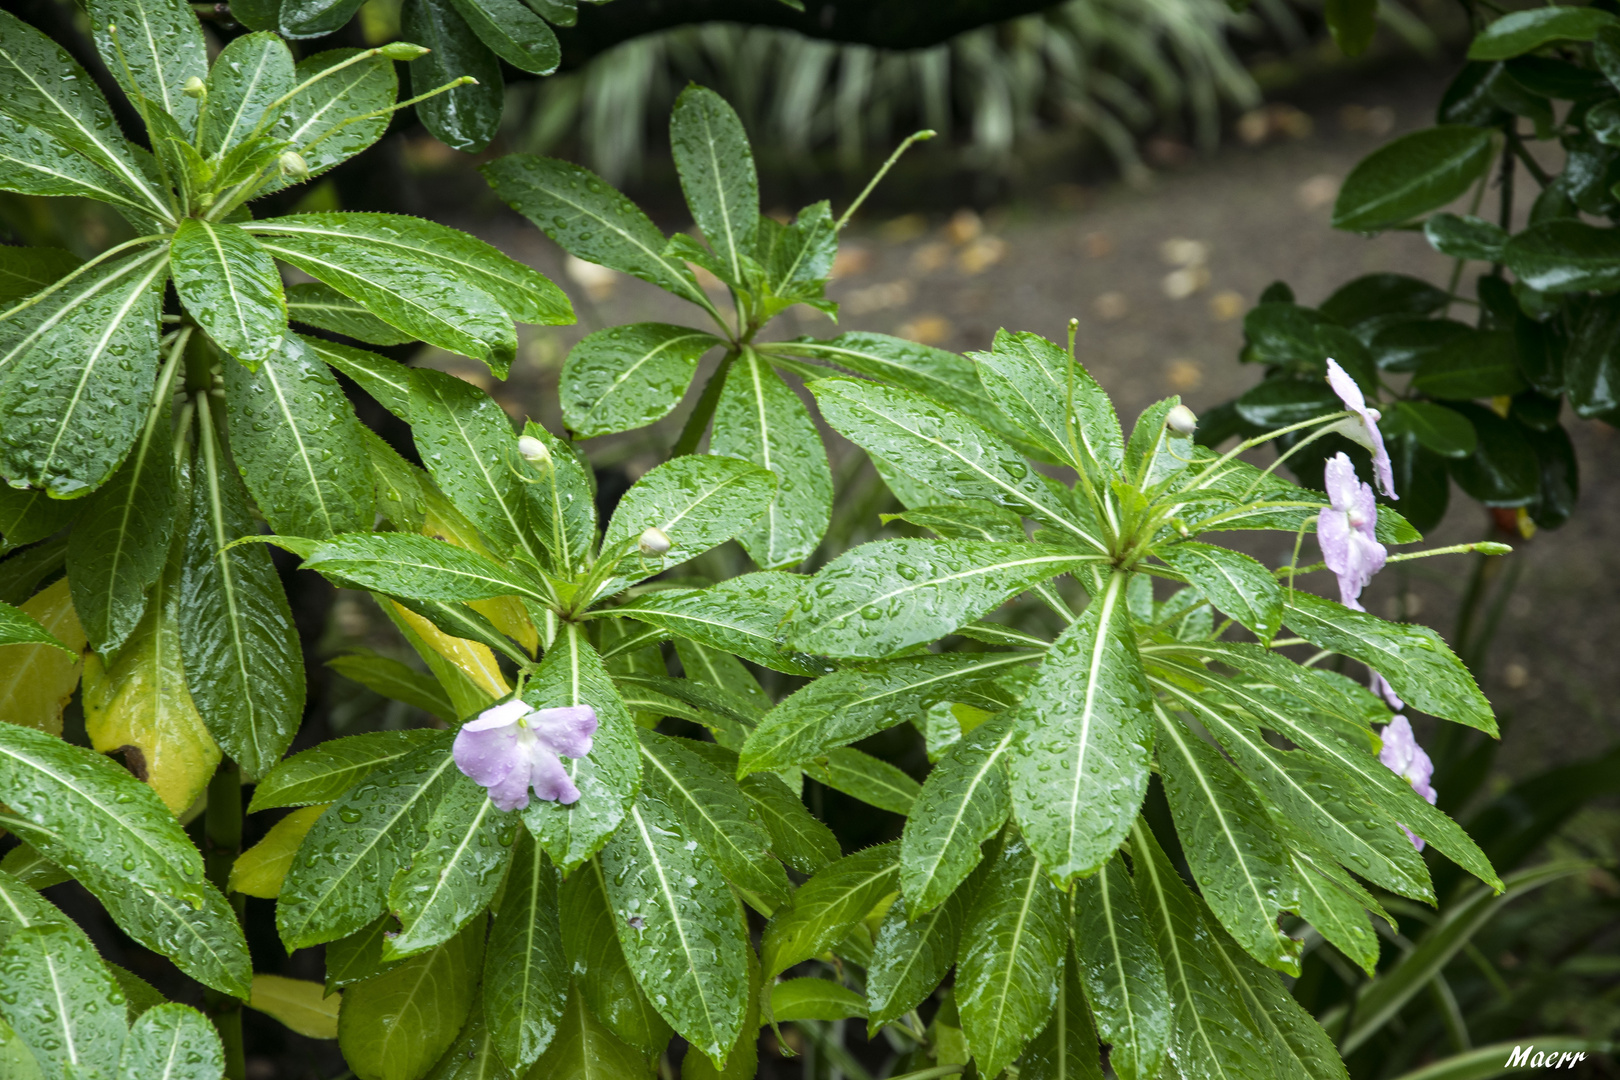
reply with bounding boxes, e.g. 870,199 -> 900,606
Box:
204,760 -> 247,1080
835,129 -> 936,231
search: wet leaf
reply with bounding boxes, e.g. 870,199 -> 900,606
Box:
1016,942 -> 1105,1080
1504,219 -> 1620,293
524,985 -> 650,1080
615,573 -> 823,676
0,923 -> 126,1078
1468,6 -> 1617,60
1155,542 -> 1282,643
761,843 -> 898,978
865,877 -> 971,1033
560,323 -> 717,437
288,284 -> 415,348
386,772 -> 514,959
1071,852 -> 1170,1080
199,32 -> 295,157
304,533 -> 547,607
404,0 -> 503,152
1332,126 -> 1494,232
448,0 -> 558,73
118,1002 -> 225,1079
559,859 -> 672,1054
670,85 -> 758,283
771,978 -> 865,1022
248,974 -> 339,1040
263,48 -> 395,188
898,712 -> 1016,915
483,829 -> 567,1072
338,916 -> 484,1079
970,328 -> 1123,479
230,805 -> 327,899
172,221 -> 286,365
249,730 -> 442,812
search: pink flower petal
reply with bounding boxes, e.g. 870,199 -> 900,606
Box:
484,758 -> 535,812
462,699 -> 530,732
1326,360 -> 1397,500
530,704 -> 597,759
527,746 -> 582,804
454,722 -> 520,790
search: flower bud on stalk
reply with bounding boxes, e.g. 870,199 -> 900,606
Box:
182,76 -> 207,100
379,42 -> 430,61
638,527 -> 672,556
517,435 -> 552,470
278,151 -> 309,181
1166,404 -> 1198,436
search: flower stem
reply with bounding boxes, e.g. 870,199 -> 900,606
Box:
835,130 -> 936,232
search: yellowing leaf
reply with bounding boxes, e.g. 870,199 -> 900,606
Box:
390,601 -> 507,702
248,973 -> 340,1039
230,804 -> 329,899
0,578 -> 86,735
423,505 -> 538,656
82,565 -> 219,814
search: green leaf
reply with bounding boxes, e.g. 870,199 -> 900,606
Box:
597,455 -> 776,593
0,10 -> 170,222
327,651 -> 454,721
250,213 -> 570,327
483,830 -> 568,1073
599,793 -> 750,1066
1155,542 -> 1282,643
1070,852 -> 1170,1080
288,283 -> 415,348
65,357 -> 177,653
790,539 -> 1099,659
670,85 -> 759,283
304,533 -> 546,606
761,843 -> 899,978
1129,821 -> 1263,1080
970,329 -> 1123,478
178,426 -> 305,779
339,916 -> 484,1080
171,221 -> 285,367
1468,6 -> 1617,60
804,748 -> 921,815
0,1016 -> 41,1080
117,1003 -> 225,1080
0,248 -> 167,496
254,230 -> 516,376
259,48 -> 396,193
278,0 -> 364,37
526,986 -> 650,1080
404,0 -> 503,152
447,0 -> 558,73
1332,126 -> 1495,232
775,333 -> 1045,458
325,915 -> 406,993
615,573 -> 824,676
1410,330 -> 1525,399
482,155 -> 707,305
521,624 -> 641,871
1153,707 -> 1301,974
0,601 -> 71,652
518,421 -> 595,576
559,860 -> 673,1054
199,32 -> 295,157
408,369 -> 545,565
0,114 -> 159,218
1017,942 -> 1105,1080
1503,219 -> 1620,293
0,924 -> 125,1078
1340,861 -> 1586,1053
1009,573 -> 1153,886
1423,213 -> 1508,262
1233,378 -> 1340,429
1201,914 -> 1346,1080
0,248 -> 79,306
426,990 -> 506,1080
866,877 -> 971,1033
1282,591 -> 1495,733
224,335 -> 374,538
249,730 -> 442,812
1323,0 -> 1377,56
771,978 -> 865,1023
560,323 -> 718,437
956,834 -> 1068,1078
742,652 -> 1026,776
386,772 -> 515,959
0,722 -> 206,906
810,377 -> 1105,552
1290,852 -> 1381,975
710,348 -> 832,570
740,772 -> 840,875
637,731 -> 790,908
90,866 -> 251,1000
898,712 -> 1017,914
277,731 -> 459,950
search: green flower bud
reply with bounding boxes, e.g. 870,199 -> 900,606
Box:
182,76 -> 207,100
379,42 -> 430,61
278,151 -> 309,181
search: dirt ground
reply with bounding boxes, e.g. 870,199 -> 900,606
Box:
414,62 -> 1619,792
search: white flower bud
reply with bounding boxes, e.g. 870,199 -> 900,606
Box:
517,435 -> 552,468
278,151 -> 309,181
1166,404 -> 1198,436
638,527 -> 672,556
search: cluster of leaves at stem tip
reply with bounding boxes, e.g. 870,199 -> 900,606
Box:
1210,3 -> 1620,538
0,2 -> 1559,1080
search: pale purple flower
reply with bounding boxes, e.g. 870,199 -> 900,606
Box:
1379,715 -> 1437,850
1325,359 -> 1397,500
1369,670 -> 1405,712
1318,453 -> 1386,611
453,699 -> 598,811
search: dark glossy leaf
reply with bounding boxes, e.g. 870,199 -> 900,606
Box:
1525,422 -> 1578,529
1411,330 -> 1526,399
1444,402 -> 1539,507
1017,942 -> 1105,1080
1319,273 -> 1449,332
224,335 -> 374,539
1468,6 -> 1617,60
1010,573 -> 1153,886
1505,220 -> 1620,293
1370,318 -> 1472,373
0,248 -> 79,306
1423,212 -> 1508,261
179,427 -> 304,779
1233,378 -> 1340,428
1387,431 -> 1450,534
1564,295 -> 1620,420
404,0 -> 503,151
279,0 -> 364,37
559,859 -> 672,1054
560,323 -> 717,437
250,730 -> 443,812
1387,401 -> 1476,458
448,0 -> 558,74
1332,125 -> 1494,232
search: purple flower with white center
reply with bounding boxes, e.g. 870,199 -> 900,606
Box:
1378,714 -> 1437,850
1318,452 -> 1386,611
1325,359 -> 1397,500
453,699 -> 598,812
